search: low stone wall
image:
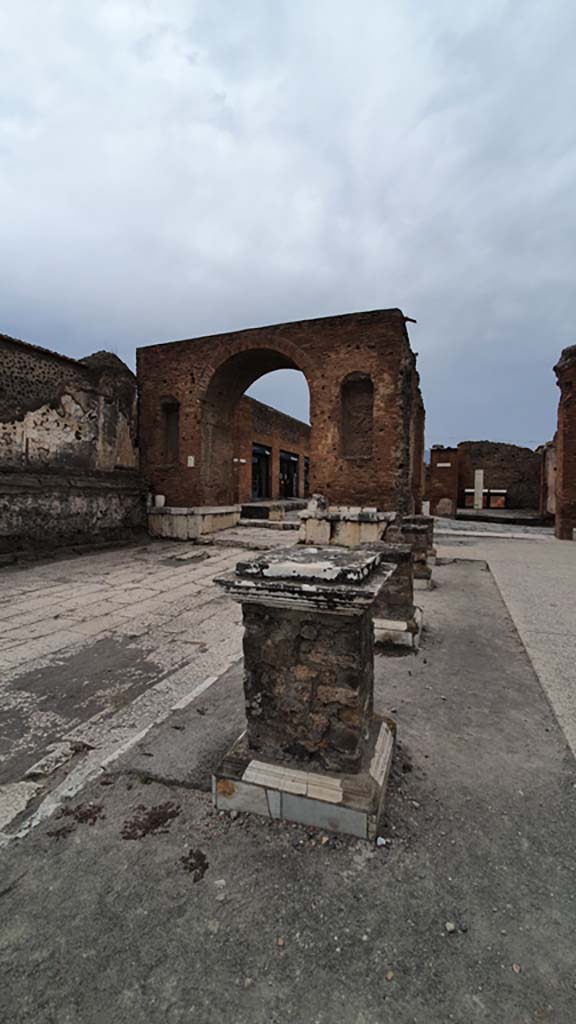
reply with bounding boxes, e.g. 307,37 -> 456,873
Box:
148,506 -> 240,541
0,470 -> 145,553
298,500 -> 400,546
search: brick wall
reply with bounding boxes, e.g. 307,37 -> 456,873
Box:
410,385 -> 425,513
137,309 -> 424,513
233,397 -> 310,503
456,441 -> 542,509
538,440 -> 557,518
0,334 -> 143,552
428,446 -> 459,516
554,345 -> 576,539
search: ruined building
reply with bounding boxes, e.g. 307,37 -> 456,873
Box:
0,334 -> 143,553
553,345 -> 576,540
427,440 -> 542,516
137,309 -> 424,514
233,397 -> 310,503
1,309 -> 424,553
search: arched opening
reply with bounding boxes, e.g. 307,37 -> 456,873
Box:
201,349 -> 311,507
340,372 -> 374,458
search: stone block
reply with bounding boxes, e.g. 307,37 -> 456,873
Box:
414,577 -> 433,591
374,607 -> 423,650
332,520 -> 361,547
358,521 -> 380,544
213,777 -> 270,817
303,517 -> 331,545
147,505 -> 239,541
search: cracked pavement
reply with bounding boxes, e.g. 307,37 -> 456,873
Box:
0,531 -> 295,832
1,558 -> 575,1023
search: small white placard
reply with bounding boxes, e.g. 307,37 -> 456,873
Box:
436,462 -> 451,468
187,455 -> 195,468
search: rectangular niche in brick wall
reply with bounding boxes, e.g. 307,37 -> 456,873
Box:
341,373 -> 374,458
161,398 -> 180,465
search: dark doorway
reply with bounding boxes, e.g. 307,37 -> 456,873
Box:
280,450 -> 299,498
252,443 -> 271,499
304,456 -> 310,498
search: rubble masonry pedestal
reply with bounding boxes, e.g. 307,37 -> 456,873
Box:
213,546 -> 397,840
371,543 -> 423,651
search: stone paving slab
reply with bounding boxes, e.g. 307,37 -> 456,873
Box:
437,533 -> 576,758
1,561 -> 575,1023
0,540 -> 283,803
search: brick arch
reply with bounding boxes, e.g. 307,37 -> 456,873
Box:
136,309 -> 422,512
200,343 -> 314,505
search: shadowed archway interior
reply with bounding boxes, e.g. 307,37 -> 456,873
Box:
201,348 -> 309,505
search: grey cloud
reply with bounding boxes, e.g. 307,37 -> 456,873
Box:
1,0 -> 574,446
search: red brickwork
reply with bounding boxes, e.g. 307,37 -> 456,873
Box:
456,442 -> 541,509
554,346 -> 576,540
137,309 -> 423,512
427,441 -> 542,515
428,447 -> 459,516
538,440 -> 557,519
410,385 -> 425,513
233,397 -> 310,503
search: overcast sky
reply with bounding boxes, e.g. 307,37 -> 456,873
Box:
2,1 -> 574,447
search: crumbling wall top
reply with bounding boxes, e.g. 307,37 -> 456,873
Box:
555,345 -> 576,376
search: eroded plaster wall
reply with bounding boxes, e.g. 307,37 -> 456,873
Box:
0,335 -> 143,553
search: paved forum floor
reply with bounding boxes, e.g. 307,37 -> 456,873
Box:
1,524 -> 576,839
436,526 -> 576,757
1,555 -> 575,1023
0,530 -> 295,833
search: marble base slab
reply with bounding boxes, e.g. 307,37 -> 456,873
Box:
374,607 -> 423,650
414,578 -> 433,591
212,716 -> 395,841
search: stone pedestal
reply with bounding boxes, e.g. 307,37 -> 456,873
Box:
394,516 -> 436,589
298,495 -> 401,547
402,515 -> 436,561
370,543 -> 422,650
213,546 -> 397,840
297,496 -> 433,614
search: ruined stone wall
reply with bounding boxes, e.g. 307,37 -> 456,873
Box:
137,309 -> 423,514
554,345 -> 576,539
456,441 -> 542,509
233,397 -> 310,502
409,381 -> 425,514
538,440 -> 557,518
0,334 -> 143,552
